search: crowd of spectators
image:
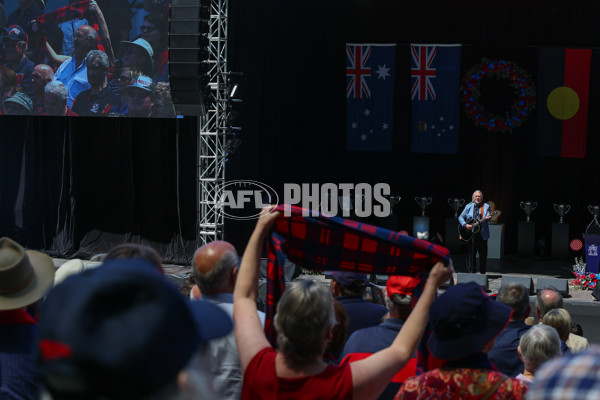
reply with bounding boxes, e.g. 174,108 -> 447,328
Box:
2,207 -> 600,399
0,0 -> 175,117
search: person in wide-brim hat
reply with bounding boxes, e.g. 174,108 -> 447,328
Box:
395,282 -> 529,399
427,281 -> 512,360
0,237 -> 55,310
118,38 -> 154,76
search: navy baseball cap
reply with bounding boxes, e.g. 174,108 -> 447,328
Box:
329,271 -> 369,289
4,25 -> 28,44
36,258 -> 232,398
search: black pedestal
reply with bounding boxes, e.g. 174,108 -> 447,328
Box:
518,221 -> 535,256
445,217 -> 462,253
552,223 -> 570,257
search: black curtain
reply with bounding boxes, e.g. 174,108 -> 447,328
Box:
0,116 -> 197,264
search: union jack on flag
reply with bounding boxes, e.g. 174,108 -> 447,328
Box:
346,43 -> 395,151
411,46 -> 437,101
410,44 -> 461,154
346,45 -> 372,99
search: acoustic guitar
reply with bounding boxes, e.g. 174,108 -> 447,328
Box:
458,211 -> 497,243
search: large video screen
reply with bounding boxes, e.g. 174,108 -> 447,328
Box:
1,0 -> 175,117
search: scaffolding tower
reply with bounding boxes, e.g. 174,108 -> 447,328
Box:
197,0 -> 229,246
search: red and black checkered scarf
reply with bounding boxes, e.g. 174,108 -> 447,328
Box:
34,1 -> 104,53
264,205 -> 451,343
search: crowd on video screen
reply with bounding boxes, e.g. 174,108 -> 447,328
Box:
0,0 -> 176,117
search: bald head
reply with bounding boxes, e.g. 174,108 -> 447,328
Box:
536,287 -> 563,319
192,241 -> 238,295
74,25 -> 98,61
32,64 -> 54,94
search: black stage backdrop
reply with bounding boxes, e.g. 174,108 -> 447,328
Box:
0,116 -> 197,263
3,0 -> 600,263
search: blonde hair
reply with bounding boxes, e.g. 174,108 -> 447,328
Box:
542,308 -> 571,341
273,280 -> 336,363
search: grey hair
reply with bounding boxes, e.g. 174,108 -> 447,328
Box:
44,81 -> 67,100
384,293 -> 412,318
537,286 -> 563,318
472,190 -> 483,199
542,308 -> 571,341
274,280 -> 336,363
519,324 -> 561,371
85,50 -> 109,69
192,249 -> 238,293
497,283 -> 530,320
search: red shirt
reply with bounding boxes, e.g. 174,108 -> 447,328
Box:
242,347 -> 353,399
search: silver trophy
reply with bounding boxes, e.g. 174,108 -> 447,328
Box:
587,205 -> 600,233
520,201 -> 538,222
415,197 -> 433,216
553,204 -> 571,223
388,195 -> 401,215
447,198 -> 465,218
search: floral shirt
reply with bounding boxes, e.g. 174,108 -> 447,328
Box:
394,368 -> 528,400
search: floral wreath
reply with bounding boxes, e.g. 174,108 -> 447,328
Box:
461,58 -> 536,132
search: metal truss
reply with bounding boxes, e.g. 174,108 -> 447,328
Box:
197,0 -> 228,246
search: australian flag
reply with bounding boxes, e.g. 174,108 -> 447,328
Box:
346,44 -> 395,152
411,44 -> 461,154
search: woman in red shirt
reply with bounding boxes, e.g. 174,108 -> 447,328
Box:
233,206 -> 453,399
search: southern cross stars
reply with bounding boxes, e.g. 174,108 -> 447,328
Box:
376,64 -> 391,80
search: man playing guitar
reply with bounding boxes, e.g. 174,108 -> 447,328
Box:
459,190 -> 492,274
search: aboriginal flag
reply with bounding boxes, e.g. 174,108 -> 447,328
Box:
537,48 -> 592,158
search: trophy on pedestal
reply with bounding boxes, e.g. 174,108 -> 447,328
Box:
415,197 -> 432,217
553,204 -> 571,224
447,198 -> 465,218
520,201 -> 538,222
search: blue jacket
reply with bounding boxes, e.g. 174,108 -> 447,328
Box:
459,201 -> 491,240
339,318 -> 413,400
487,320 -> 529,377
335,295 -> 388,339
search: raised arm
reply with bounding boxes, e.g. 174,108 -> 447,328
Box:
233,207 -> 279,370
350,261 -> 454,400
31,20 -> 69,66
88,0 -> 115,66
45,41 -> 70,65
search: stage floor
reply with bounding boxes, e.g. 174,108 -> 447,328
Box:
450,253 -> 575,279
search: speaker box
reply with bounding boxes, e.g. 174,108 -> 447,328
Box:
168,0 -> 211,116
592,284 -> 600,301
536,277 -> 569,297
456,273 -> 489,291
500,275 -> 535,295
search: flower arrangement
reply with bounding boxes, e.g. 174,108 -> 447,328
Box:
570,257 -> 599,290
461,58 -> 536,132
